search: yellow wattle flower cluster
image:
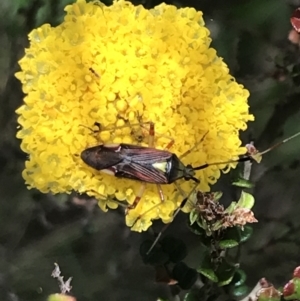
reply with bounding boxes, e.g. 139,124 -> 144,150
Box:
15,0 -> 254,231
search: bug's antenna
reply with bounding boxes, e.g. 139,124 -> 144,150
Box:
193,131 -> 300,170
178,131 -> 209,160
193,157 -> 250,171
258,131 -> 300,156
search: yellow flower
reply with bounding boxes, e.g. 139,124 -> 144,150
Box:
16,0 -> 254,231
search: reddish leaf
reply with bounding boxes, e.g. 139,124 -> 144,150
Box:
293,266 -> 300,278
291,8 -> 300,33
283,280 -> 295,297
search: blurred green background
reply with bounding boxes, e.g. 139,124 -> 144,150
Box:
1,0 -> 300,300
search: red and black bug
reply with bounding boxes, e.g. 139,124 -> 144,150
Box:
81,122 -> 206,211
81,121 -> 300,252
80,122 -> 238,212
291,8 -> 300,33
81,143 -> 203,185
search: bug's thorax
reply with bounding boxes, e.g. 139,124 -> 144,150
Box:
167,155 -> 196,183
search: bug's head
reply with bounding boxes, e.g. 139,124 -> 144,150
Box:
80,145 -> 105,170
81,144 -> 123,171
81,146 -> 95,163
184,164 -> 200,183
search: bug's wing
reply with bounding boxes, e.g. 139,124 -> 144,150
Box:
115,162 -> 169,184
122,146 -> 172,164
81,145 -> 124,170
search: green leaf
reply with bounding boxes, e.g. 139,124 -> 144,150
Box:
219,239 -> 239,249
232,269 -> 247,287
188,224 -> 212,246
240,226 -> 253,243
232,178 -> 254,188
219,275 -> 235,286
172,262 -> 198,290
213,191 -> 223,201
197,218 -> 210,234
184,292 -> 198,301
197,252 -> 218,282
189,209 -> 198,225
161,236 -> 187,263
237,191 -> 255,209
231,285 -> 249,298
198,267 -> 218,283
216,259 -> 236,286
188,223 -> 204,235
47,294 -> 74,301
293,278 -> 300,298
221,227 -> 241,245
211,220 -> 223,232
225,202 -> 237,214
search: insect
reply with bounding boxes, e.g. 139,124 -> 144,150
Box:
81,121 -> 300,253
81,143 -> 201,184
81,122 -> 211,211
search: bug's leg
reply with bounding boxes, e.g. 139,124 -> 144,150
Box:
126,183 -> 147,211
89,67 -> 100,78
79,122 -> 102,135
139,132 -> 187,250
156,184 -> 165,202
110,120 -> 155,144
126,122 -> 156,213
81,119 -> 154,146
132,115 -> 152,143
148,121 -> 155,147
152,129 -> 175,151
128,123 -> 175,229
146,181 -> 199,254
100,121 -> 152,132
130,119 -> 176,144
178,131 -> 208,160
131,123 -> 175,223
129,183 -> 166,228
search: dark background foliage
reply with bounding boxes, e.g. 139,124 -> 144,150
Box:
1,0 -> 300,300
